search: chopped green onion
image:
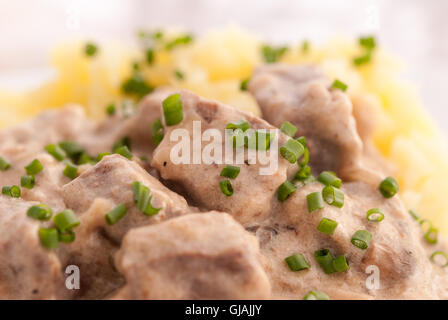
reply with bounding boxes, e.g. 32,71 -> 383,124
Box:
280,139 -> 305,163
163,93 -> 183,126
59,230 -> 76,243
332,255 -> 350,272
302,40 -> 310,53
121,73 -> 153,99
2,185 -> 21,198
25,159 -> 43,175
322,185 -> 344,208
240,78 -> 250,91
84,42 -> 98,57
296,136 -> 307,147
152,118 -> 164,146
0,156 -> 11,171
366,208 -> 385,222
229,129 -> 246,148
219,180 -> 234,197
299,147 -> 310,166
97,152 -> 112,162
359,36 -> 376,50
114,146 -> 133,159
112,137 -> 131,153
165,34 -> 194,50
132,181 -> 162,216
146,48 -> 154,64
246,130 -> 275,150
277,180 -> 297,202
220,165 -> 240,179
226,120 -> 250,132
45,144 -> 66,161
317,218 -> 338,235
430,251 -> 448,267
424,227 -> 438,244
330,79 -> 348,92
351,230 -> 372,250
63,162 -> 78,180
353,52 -> 372,66
303,291 -> 329,300
106,103 -> 116,116
39,228 -> 59,249
53,210 -> 80,232
27,204 -> 53,221
314,249 -> 336,274
408,209 -> 420,221
174,70 -> 185,80
105,203 -> 128,226
78,152 -> 94,165
262,45 -> 288,63
21,175 -> 35,189
295,165 -> 312,182
285,253 -> 310,271
318,171 -> 342,188
280,121 -> 298,137
379,176 -> 399,198
307,192 -> 324,213
59,142 -> 84,159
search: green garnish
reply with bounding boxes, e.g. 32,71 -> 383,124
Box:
25,159 -> 43,175
59,142 -> 84,159
59,230 -> 75,243
303,291 -> 329,300
366,208 -> 385,222
379,176 -> 399,198
318,171 -> 342,188
106,103 -> 116,116
332,255 -> 350,272
280,121 -> 297,137
280,139 -> 305,163
351,230 -> 372,250
424,227 -> 438,244
314,249 -> 336,274
146,48 -> 155,64
122,73 -> 153,99
430,251 -> 448,267
53,210 -> 80,232
63,162 -> 78,180
97,152 -> 112,162
277,180 -> 297,202
39,228 -> 59,249
2,185 -> 21,198
285,253 -> 310,271
174,70 -> 185,80
353,52 -> 372,66
132,181 -> 161,216
307,192 -> 324,212
152,118 -> 164,146
21,175 -> 35,189
262,45 -> 288,63
240,78 -> 250,91
226,120 -> 250,132
322,185 -> 344,208
45,144 -> 66,161
114,146 -> 133,159
220,165 -> 240,179
163,93 -> 184,126
165,34 -> 194,50
330,79 -> 348,92
219,180 -> 234,197
408,209 -> 420,221
317,218 -> 338,235
84,42 -> 98,57
105,203 -> 128,226
27,204 -> 53,221
359,36 -> 376,50
0,156 -> 11,171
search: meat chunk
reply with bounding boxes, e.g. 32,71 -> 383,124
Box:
248,64 -> 381,184
59,155 -> 191,298
0,196 -> 64,299
114,212 -> 271,299
151,90 -> 297,225
253,181 -> 439,299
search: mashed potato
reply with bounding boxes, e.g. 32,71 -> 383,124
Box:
1,26 -> 447,234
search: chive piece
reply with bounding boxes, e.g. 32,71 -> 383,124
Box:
146,48 -> 154,64
59,142 -> 84,159
280,139 -> 305,163
359,36 -> 376,50
277,180 -> 297,202
105,203 -> 128,226
419,219 -> 433,233
280,121 -> 298,137
121,73 -> 153,99
97,152 -> 112,162
165,34 -> 194,50
330,79 -> 348,92
220,165 -> 240,179
152,118 -> 164,146
366,208 -> 385,222
25,159 -> 43,175
163,93 -> 183,126
53,210 -> 80,232
302,40 -> 310,54
59,230 -> 76,243
307,192 -> 324,212
262,45 -> 288,63
78,152 -> 94,165
322,185 -> 344,208
299,147 -> 309,166
295,165 -> 312,182
0,156 -> 11,171
219,180 -> 234,197
27,204 -> 53,221
21,175 -> 35,189
332,255 -> 350,272
314,249 -> 336,274
317,218 -> 338,235
424,227 -> 438,244
230,129 -> 246,148
246,130 -> 274,150
106,103 -> 116,116
115,146 -> 133,159
379,177 -> 399,198
85,42 -> 98,57
2,185 -> 21,198
63,162 -> 78,180
39,228 -> 59,249
113,137 -> 131,152
353,52 -> 372,66
174,70 -> 185,80
317,171 -> 342,188
351,230 -> 372,250
296,136 -> 307,147
132,181 -> 162,216
430,251 -> 448,267
303,291 -> 329,300
240,78 -> 250,91
226,120 -> 250,132
285,253 -> 310,271
45,144 -> 66,161
408,209 -> 420,221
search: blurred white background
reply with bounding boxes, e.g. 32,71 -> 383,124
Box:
0,0 -> 446,131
